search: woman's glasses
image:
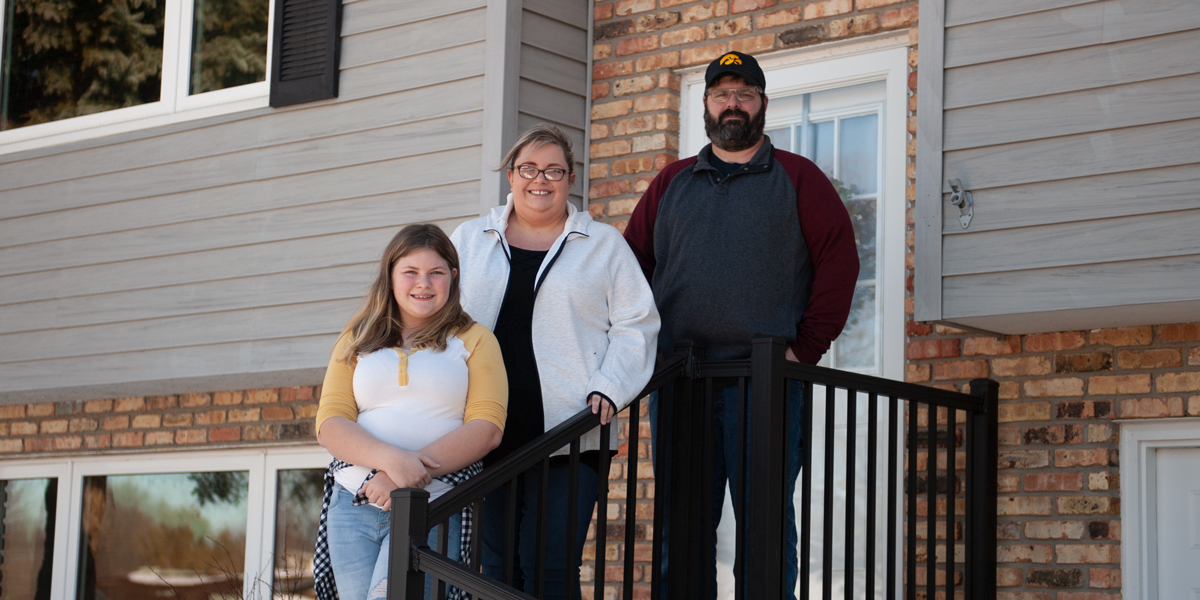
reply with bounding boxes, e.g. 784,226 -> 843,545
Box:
515,165 -> 569,181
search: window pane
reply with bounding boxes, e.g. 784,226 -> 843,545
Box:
809,120 -> 834,178
1,478 -> 57,600
836,284 -> 877,370
273,469 -> 323,600
189,0 -> 269,95
0,0 -> 165,130
765,127 -> 791,153
77,472 -> 248,600
839,114 -> 878,195
845,198 -> 877,281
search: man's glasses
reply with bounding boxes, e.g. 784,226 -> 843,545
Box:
705,86 -> 762,103
515,165 -> 570,181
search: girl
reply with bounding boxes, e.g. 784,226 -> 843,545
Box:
313,224 -> 508,600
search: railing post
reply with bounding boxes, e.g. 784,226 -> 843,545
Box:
662,341 -> 705,600
746,336 -> 788,599
388,488 -> 430,600
966,379 -> 998,600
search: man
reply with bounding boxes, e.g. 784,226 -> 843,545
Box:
623,51 -> 859,598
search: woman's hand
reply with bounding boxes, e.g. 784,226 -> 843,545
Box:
380,448 -> 439,489
589,393 -> 616,425
360,472 -> 399,510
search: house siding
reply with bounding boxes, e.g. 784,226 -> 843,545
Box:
0,0 -> 491,404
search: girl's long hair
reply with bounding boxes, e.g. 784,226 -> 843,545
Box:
339,224 -> 473,363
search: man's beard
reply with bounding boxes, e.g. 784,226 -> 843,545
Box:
704,105 -> 766,152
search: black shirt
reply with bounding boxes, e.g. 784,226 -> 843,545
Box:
706,150 -> 746,182
485,246 -> 547,466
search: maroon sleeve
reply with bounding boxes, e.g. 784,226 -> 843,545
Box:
622,157 -> 695,282
777,151 -> 861,364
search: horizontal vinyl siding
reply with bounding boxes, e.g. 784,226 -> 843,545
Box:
935,0 -> 1200,331
0,0 -> 489,403
516,1 -> 589,209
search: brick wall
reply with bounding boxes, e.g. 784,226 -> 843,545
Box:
905,322 -> 1200,599
0,385 -> 320,455
588,0 -> 918,230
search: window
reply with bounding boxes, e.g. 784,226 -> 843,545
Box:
0,0 -> 271,148
0,448 -> 329,600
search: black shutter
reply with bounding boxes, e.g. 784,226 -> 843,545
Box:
269,0 -> 342,107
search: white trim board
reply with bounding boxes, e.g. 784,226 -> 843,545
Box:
1119,417 -> 1200,600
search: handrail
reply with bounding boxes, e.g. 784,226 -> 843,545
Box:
426,351 -> 690,525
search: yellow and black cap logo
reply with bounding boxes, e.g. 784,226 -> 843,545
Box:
704,51 -> 765,90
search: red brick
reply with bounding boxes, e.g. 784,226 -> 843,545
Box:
27,403 -> 54,417
262,406 -> 294,421
731,0 -> 776,13
612,113 -> 654,135
658,72 -> 681,90
1025,473 -> 1084,492
84,399 -> 112,413
1055,352 -> 1113,374
244,425 -> 276,441
592,100 -> 634,120
997,402 -> 1050,423
209,427 -> 242,442
608,198 -> 640,217
1026,332 -> 1086,352
1024,378 -> 1084,398
589,163 -> 608,180
635,51 -> 680,72
1120,396 -> 1184,418
856,0 -> 904,7
588,202 -> 606,218
102,415 -> 129,430
132,414 -> 162,428
180,393 -> 211,407
163,413 -> 193,427
213,391 -> 244,406
636,11 -> 681,32
174,429 -> 206,444
779,23 -> 828,47
1088,568 -> 1120,589
1055,545 -> 1120,564
591,139 -> 633,159
633,93 -> 680,113
829,14 -> 880,38
993,357 -> 1052,377
0,439 -> 24,453
112,432 -> 144,447
707,16 -> 753,39
881,5 -> 919,28
247,389 -> 279,404
1157,371 -> 1200,392
654,153 -> 677,170
592,82 -> 610,100
1089,326 -> 1152,346
1087,374 -> 1150,395
906,339 -> 960,359
998,427 -> 1022,446
613,75 -> 657,96
1024,521 -> 1086,540
617,35 -> 660,56
1117,348 -> 1182,369
146,431 -> 175,446
594,61 -> 635,81
680,42 -> 730,66
998,450 -> 1050,469
632,133 -> 678,152
83,434 -> 111,449
590,180 -> 631,201
1026,569 -> 1084,588
963,335 -> 1020,356
997,496 -> 1052,516
52,436 -> 83,450
1190,395 -> 1200,416
229,408 -> 261,423
1088,520 -> 1121,539
997,545 -> 1054,563
661,26 -> 706,47
1055,449 -> 1110,468
996,594 -> 1052,600
612,156 -> 656,175
69,417 -> 98,432
906,363 -> 931,383
1056,400 -> 1113,419
595,3 -> 614,20
145,395 -> 177,409
682,1 -> 730,23
1159,322 -> 1200,341
804,0 -> 852,19
756,7 -> 801,28
729,34 -> 776,54
616,0 -> 656,15
11,421 -> 37,435
999,380 -> 1020,399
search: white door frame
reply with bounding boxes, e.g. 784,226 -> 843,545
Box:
1119,417 -> 1200,600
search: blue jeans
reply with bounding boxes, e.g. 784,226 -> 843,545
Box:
650,379 -> 805,600
480,460 -> 599,600
325,486 -> 460,600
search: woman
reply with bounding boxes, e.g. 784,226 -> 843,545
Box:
451,124 -> 659,599
313,224 -> 508,600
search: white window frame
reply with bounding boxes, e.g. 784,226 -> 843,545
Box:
0,446 -> 330,600
1119,418 -> 1200,600
679,32 -> 910,383
0,0 -> 274,155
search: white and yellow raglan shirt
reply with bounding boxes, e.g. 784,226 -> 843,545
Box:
314,322 -> 508,500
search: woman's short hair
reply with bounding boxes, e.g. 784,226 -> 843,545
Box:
339,224 -> 473,362
499,124 -> 575,173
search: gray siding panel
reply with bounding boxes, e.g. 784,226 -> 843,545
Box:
520,11 -> 588,62
341,0 -> 486,36
340,8 -> 487,69
945,3 -> 1104,68
945,0 -> 1097,28
520,45 -> 588,96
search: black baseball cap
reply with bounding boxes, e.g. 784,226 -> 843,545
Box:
704,51 -> 765,90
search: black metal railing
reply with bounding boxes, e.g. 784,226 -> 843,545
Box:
386,337 -> 997,600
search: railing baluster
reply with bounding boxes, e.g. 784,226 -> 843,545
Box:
822,384 -> 835,600
865,392 -> 878,600
946,407 -> 956,600
437,519 -> 449,600
472,499 -> 483,571
535,457 -> 549,598
504,478 -> 518,587
907,401 -> 917,600
844,389 -> 857,600
747,337 -> 787,599
624,399 -> 640,600
701,377 -> 715,600
734,376 -> 747,600
926,407 -> 937,600
967,379 -> 999,600
886,395 -> 898,600
800,380 -> 814,600
566,440 -> 580,600
595,423 -> 612,600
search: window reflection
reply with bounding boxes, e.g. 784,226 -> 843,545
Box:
189,0 -> 269,95
1,478 -> 57,600
839,114 -> 878,195
272,470 -> 322,600
76,472 -> 248,600
0,0 -> 166,130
